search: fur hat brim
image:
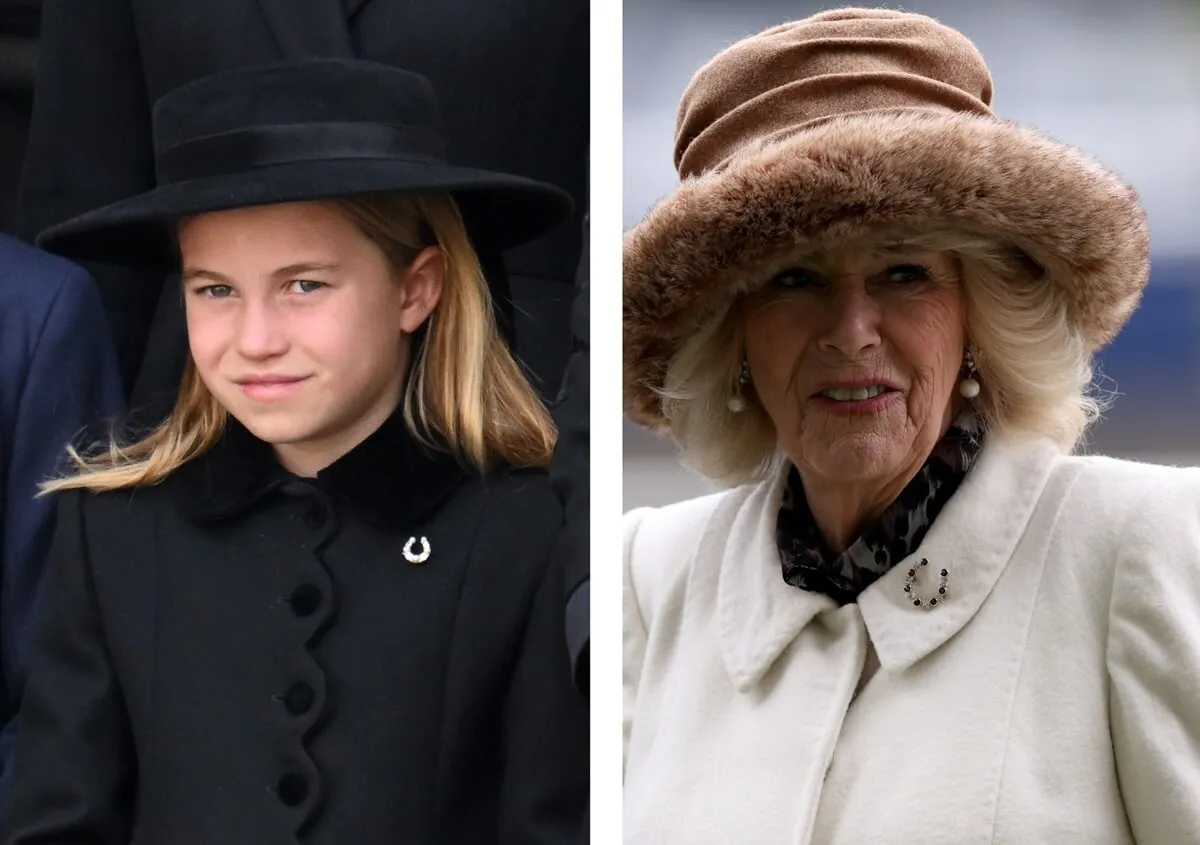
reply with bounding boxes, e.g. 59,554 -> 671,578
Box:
623,110 -> 1150,428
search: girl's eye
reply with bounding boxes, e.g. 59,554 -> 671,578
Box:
769,268 -> 822,289
289,279 -> 327,294
196,284 -> 234,299
885,264 -> 932,284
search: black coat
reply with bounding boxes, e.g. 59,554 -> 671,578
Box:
0,413 -> 588,844
18,0 -> 588,404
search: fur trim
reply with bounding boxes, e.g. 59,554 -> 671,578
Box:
624,110 -> 1149,428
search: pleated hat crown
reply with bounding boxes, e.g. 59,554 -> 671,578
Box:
151,60 -> 448,186
674,8 -> 995,178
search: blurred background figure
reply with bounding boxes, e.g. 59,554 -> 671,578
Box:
0,232 -> 123,778
0,3 -> 127,775
0,2 -> 36,235
624,0 -> 1200,510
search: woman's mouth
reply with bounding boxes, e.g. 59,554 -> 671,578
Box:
810,384 -> 900,414
815,385 -> 891,401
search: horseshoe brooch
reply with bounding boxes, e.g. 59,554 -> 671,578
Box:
403,536 -> 431,565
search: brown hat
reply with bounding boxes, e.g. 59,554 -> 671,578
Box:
624,7 -> 1149,429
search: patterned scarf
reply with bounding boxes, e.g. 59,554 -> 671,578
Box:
777,416 -> 983,606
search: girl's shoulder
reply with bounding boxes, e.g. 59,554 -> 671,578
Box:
46,483 -> 172,583
451,466 -> 565,580
57,477 -> 170,521
469,465 -> 563,530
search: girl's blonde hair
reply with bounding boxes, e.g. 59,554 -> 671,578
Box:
42,192 -> 555,495
658,230 -> 1108,487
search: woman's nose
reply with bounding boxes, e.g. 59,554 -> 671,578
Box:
816,282 -> 883,358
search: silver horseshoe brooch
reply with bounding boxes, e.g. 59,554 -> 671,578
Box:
403,536 -> 431,564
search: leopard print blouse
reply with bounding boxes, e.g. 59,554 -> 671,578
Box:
777,415 -> 983,606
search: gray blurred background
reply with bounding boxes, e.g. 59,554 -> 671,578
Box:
624,0 -> 1200,510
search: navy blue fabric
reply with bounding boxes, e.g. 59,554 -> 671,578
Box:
0,233 -> 124,776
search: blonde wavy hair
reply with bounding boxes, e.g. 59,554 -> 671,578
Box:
658,230 -> 1109,487
41,192 -> 555,495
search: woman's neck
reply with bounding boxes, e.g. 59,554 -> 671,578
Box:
800,461 -> 924,556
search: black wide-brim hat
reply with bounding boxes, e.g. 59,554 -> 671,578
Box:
36,59 -> 573,267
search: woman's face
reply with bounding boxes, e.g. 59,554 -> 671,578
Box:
179,201 -> 442,475
741,249 -> 966,488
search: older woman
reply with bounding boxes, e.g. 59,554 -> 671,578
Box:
622,8 -> 1200,845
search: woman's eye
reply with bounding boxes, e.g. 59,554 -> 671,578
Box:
196,284 -> 233,299
885,264 -> 932,284
289,279 -> 327,294
770,268 -> 821,289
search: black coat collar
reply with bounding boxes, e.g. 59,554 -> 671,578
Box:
171,406 -> 469,531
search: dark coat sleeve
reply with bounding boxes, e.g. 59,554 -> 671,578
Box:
499,523 -> 589,845
16,0 -> 154,239
0,261 -> 124,773
16,0 -> 163,393
550,207 -> 589,695
0,491 -> 136,844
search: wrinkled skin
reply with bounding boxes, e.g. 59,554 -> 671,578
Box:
741,249 -> 966,552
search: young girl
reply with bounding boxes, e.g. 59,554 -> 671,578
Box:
0,60 -> 587,844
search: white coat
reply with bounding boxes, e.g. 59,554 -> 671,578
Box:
623,434 -> 1200,844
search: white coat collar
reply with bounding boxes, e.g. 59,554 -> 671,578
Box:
713,464 -> 836,692
713,434 -> 1060,691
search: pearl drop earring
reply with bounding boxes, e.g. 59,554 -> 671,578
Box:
727,360 -> 751,413
959,349 -> 981,399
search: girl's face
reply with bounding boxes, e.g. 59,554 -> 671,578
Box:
179,201 -> 442,476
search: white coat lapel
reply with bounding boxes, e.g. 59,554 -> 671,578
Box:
858,435 -> 1061,671
714,465 -> 837,692
713,436 -> 1060,687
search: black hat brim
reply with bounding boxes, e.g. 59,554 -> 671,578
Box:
35,159 -> 573,268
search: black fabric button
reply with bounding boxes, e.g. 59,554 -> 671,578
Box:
289,584 -> 322,617
277,773 -> 308,806
281,681 -> 315,716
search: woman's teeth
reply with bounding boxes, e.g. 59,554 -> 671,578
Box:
818,385 -> 889,401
